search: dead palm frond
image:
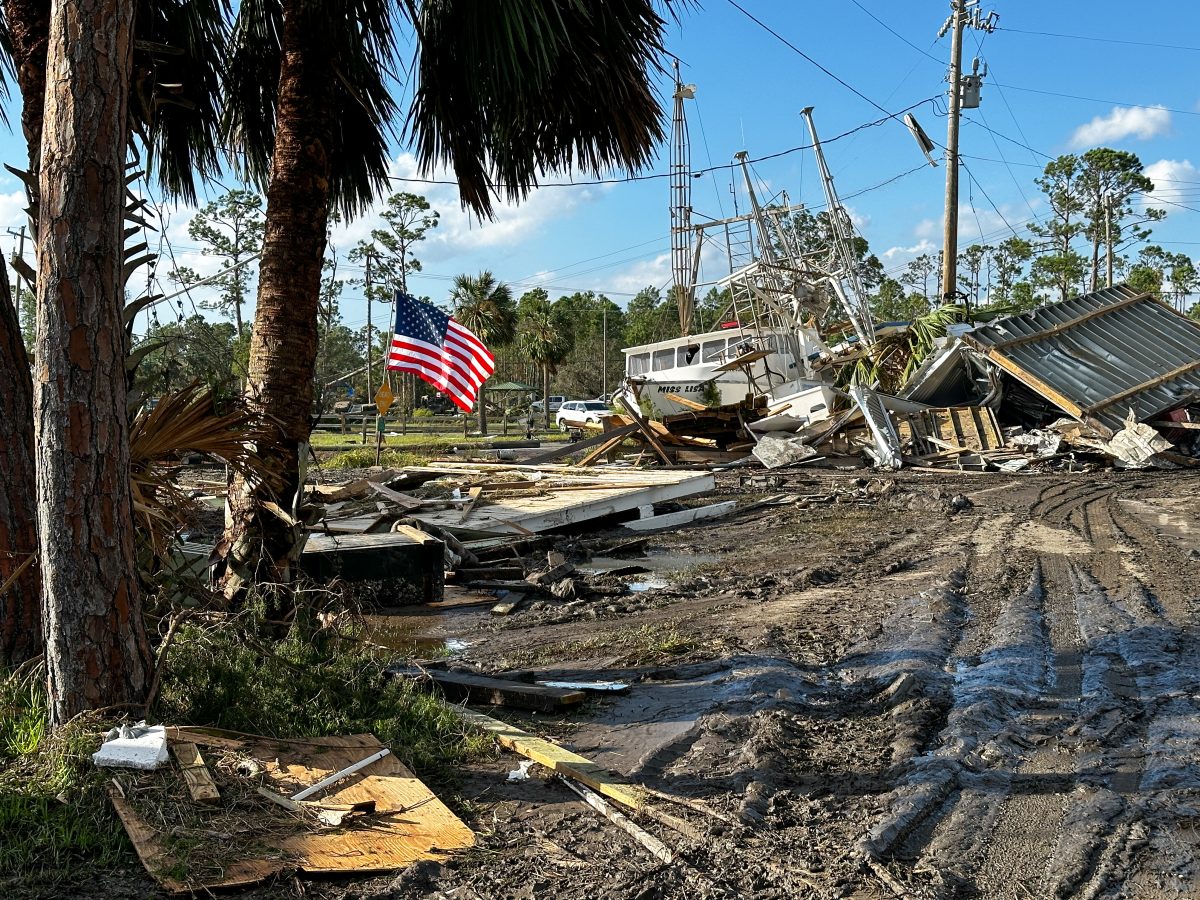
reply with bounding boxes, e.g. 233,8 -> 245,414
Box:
842,305 -> 967,393
129,383 -> 276,548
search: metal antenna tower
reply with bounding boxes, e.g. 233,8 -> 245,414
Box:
669,62 -> 697,334
799,107 -> 876,347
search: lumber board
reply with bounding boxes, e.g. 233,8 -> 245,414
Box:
396,667 -> 585,711
517,424 -> 640,465
624,500 -> 738,532
457,708 -> 646,810
458,486 -> 483,523
170,741 -> 220,804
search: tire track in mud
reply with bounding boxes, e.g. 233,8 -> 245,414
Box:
857,477 -> 1200,898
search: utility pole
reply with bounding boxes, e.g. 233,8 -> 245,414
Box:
938,0 -> 997,305
7,225 -> 27,330
364,249 -> 373,404
602,304 -> 608,398
1105,194 -> 1114,288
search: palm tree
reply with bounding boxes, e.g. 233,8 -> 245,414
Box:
219,0 -> 683,586
449,271 -> 515,435
518,300 -> 575,430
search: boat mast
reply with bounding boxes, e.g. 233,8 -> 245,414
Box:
669,63 -> 696,335
800,107 -> 876,348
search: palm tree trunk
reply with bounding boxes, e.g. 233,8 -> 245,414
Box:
222,0 -> 333,599
36,0 -> 150,724
0,0 -> 50,666
478,394 -> 488,435
543,364 -> 551,430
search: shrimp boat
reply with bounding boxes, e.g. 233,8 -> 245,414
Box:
622,74 -> 877,431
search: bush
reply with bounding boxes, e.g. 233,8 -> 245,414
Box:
156,619 -> 490,775
411,407 -> 434,418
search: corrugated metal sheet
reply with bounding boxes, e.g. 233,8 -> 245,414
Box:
962,285 -> 1200,435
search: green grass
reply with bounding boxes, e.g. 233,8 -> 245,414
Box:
0,673 -> 132,888
321,447 -> 433,468
155,620 -> 491,776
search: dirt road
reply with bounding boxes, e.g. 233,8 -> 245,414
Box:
366,469 -> 1200,900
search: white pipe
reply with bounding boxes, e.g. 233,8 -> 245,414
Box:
291,748 -> 390,801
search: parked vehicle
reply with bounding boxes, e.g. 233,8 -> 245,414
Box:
530,395 -> 565,414
555,399 -> 613,431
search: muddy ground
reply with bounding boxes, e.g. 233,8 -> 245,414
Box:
79,469 -> 1200,898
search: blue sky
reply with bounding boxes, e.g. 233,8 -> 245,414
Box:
1,0 -> 1197,337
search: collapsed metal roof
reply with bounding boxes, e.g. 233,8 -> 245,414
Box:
962,285 -> 1200,436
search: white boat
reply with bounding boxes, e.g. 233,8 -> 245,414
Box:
623,325 -> 836,419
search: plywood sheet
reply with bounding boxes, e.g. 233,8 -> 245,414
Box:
113,728 -> 473,892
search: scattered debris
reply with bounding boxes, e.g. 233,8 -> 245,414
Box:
392,667 -> 588,711
109,727 -> 473,892
93,723 -> 168,770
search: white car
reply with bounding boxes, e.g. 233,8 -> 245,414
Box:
530,395 -> 565,414
555,400 -> 613,431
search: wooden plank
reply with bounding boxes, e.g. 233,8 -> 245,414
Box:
579,433 -> 631,466
517,424 -> 640,465
458,486 -> 483,523
1149,420 -> 1200,430
170,742 -> 220,804
665,392 -> 709,411
624,500 -> 738,532
368,482 -> 423,510
396,668 -> 586,711
457,708 -> 646,810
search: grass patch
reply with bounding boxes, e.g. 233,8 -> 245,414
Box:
321,447 -> 431,469
156,619 -> 491,776
0,672 -> 132,889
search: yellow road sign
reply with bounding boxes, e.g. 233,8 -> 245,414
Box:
374,382 -> 394,415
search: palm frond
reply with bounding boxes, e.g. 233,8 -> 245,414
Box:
129,383 -> 278,545
405,0 -> 685,217
134,0 -> 231,202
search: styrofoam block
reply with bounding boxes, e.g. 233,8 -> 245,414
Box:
92,724 -> 169,770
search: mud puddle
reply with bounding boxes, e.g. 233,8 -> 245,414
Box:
361,613 -> 477,657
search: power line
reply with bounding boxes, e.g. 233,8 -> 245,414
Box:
992,82 -> 1200,118
960,159 -> 1020,239
996,25 -> 1200,54
388,96 -> 941,192
848,0 -> 943,63
961,115 -> 1052,160
723,0 -> 893,117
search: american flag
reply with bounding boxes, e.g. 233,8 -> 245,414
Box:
386,292 -> 495,412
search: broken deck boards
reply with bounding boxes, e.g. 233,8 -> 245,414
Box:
116,729 -> 473,893
457,708 -> 645,810
402,466 -> 716,537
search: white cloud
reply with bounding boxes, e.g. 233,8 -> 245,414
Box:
914,218 -> 937,239
331,153 -> 594,265
1144,158 -> 1200,192
602,253 -> 671,297
1070,105 -> 1170,148
883,239 -> 935,260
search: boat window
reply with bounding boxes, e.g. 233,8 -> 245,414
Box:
701,340 -> 725,363
676,344 -> 701,366
628,353 -> 650,375
762,334 -> 778,353
652,348 -> 675,371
